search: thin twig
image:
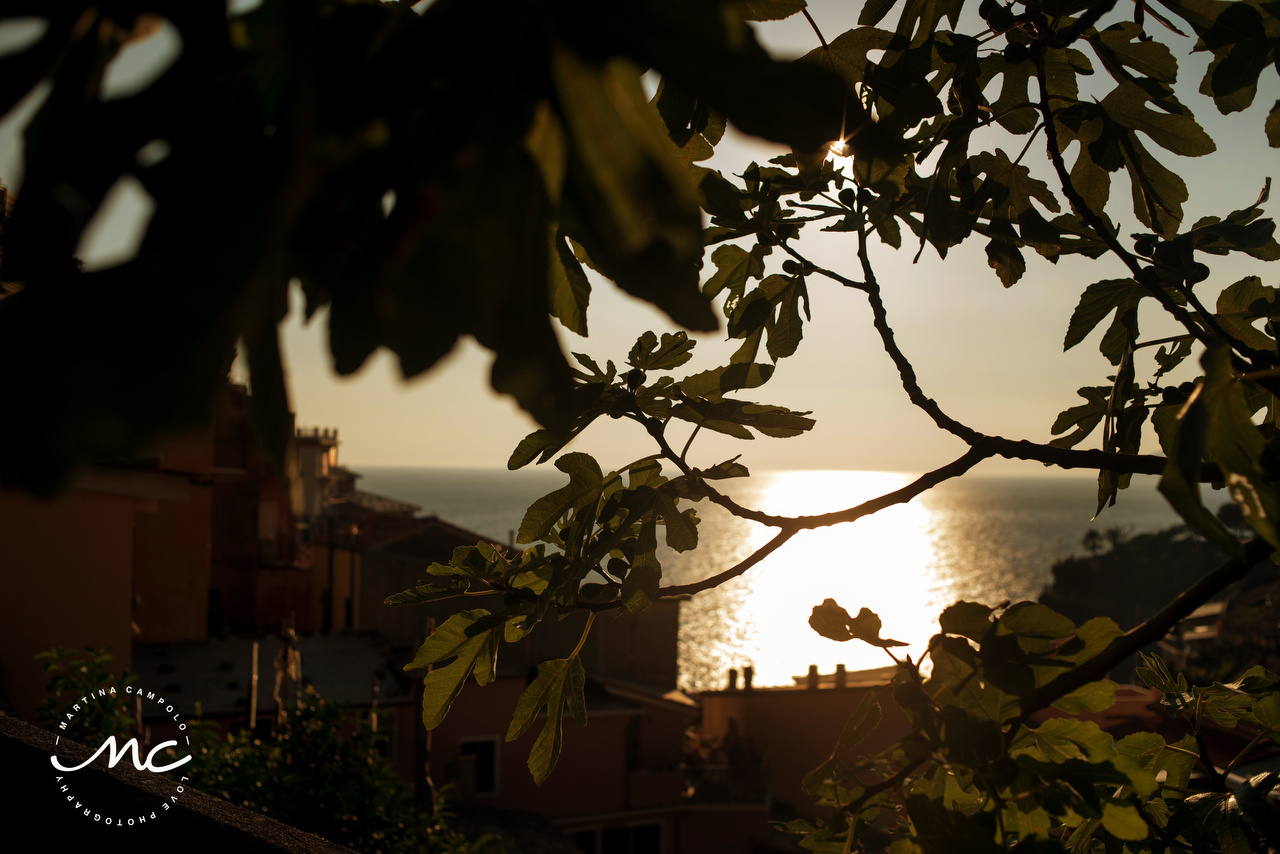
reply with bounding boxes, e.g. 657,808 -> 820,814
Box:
651,407 -> 991,528
679,423 -> 702,461
1236,366 -> 1280,383
1140,805 -> 1195,851
581,448 -> 995,609
1011,123 -> 1044,167
779,240 -> 867,291
840,755 -> 930,822
784,232 -> 1225,483
642,527 -> 799,600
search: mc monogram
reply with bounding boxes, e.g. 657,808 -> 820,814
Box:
51,735 -> 193,774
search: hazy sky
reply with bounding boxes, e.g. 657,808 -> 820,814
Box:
2,3 -> 1277,475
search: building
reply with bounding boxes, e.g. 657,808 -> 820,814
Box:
0,410 -> 221,721
0,383 -> 406,728
1,381 -> 775,852
348,507 -> 775,853
697,664 -> 910,822
405,602 -> 771,854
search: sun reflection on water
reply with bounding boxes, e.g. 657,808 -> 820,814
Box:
676,470 -> 946,691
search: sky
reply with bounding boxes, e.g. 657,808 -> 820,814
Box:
2,2 -> 1278,476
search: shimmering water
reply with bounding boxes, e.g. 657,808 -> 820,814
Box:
357,466 -> 1187,691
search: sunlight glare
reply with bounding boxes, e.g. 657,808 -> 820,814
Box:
683,471 -> 943,689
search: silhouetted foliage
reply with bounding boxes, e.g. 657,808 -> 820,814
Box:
190,688 -> 497,854
34,647 -> 490,854
8,0 -> 1280,850
35,646 -> 137,744
0,0 -> 899,494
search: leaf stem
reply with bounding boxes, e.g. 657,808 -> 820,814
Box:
1236,366 -> 1280,383
779,239 -> 867,291
1194,725 -> 1232,792
1011,123 -> 1044,168
1162,743 -> 1202,759
569,612 -> 596,660
1046,0 -> 1118,48
802,9 -> 829,50
679,423 -> 702,462
1134,334 -> 1193,352
1223,729 -> 1270,775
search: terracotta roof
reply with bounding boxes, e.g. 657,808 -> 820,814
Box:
369,514 -> 512,558
321,503 -> 510,556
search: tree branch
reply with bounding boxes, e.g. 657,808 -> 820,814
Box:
854,215 -> 986,445
579,447 -> 995,610
980,435 -> 1222,481
651,527 -> 800,599
649,405 -> 992,528
778,445 -> 992,529
1016,536 -> 1274,719
851,220 -> 1226,482
780,233 -> 1226,496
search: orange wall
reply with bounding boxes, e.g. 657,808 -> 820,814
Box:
310,544 -> 359,633
430,677 -> 633,818
634,701 -> 690,770
252,567 -> 314,630
133,486 -> 213,642
0,487 -> 136,721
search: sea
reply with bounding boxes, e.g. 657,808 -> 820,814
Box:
356,466 -> 1194,692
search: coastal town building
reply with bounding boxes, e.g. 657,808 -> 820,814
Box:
0,379 -> 778,852
696,664 -> 908,821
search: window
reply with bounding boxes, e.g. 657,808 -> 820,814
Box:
458,738 -> 498,795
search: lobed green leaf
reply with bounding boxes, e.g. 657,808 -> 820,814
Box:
517,452 -> 605,544
506,657 -> 587,785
